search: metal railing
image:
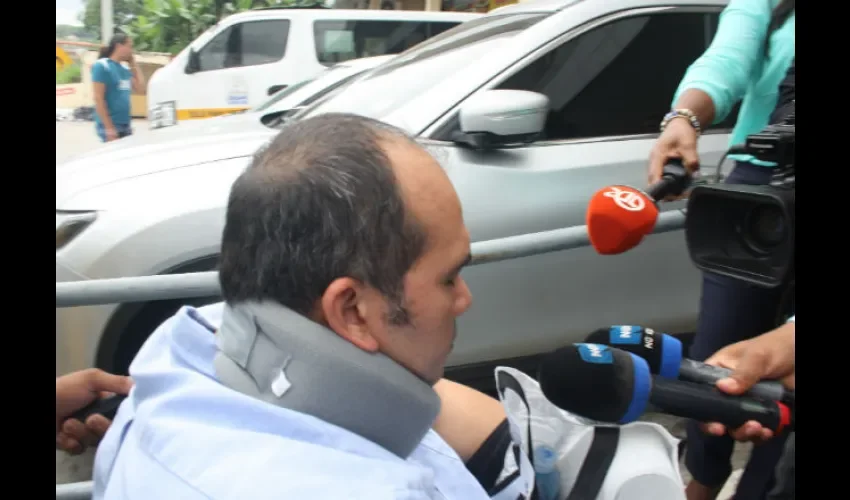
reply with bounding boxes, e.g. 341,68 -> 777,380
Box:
56,481 -> 93,500
55,210 -> 686,499
56,210 -> 686,309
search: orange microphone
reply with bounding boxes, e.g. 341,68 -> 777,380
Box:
587,161 -> 691,255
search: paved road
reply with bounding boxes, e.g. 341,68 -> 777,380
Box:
56,119 -> 152,165
55,120 -> 751,497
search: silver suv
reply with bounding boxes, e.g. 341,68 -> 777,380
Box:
56,0 -> 733,388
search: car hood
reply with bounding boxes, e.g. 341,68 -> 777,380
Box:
56,113 -> 276,208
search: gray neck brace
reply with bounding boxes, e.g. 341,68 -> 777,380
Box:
213,301 -> 441,459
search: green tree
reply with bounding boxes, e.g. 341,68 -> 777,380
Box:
84,0 -> 299,55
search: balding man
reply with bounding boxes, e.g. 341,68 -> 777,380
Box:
92,114 -> 529,499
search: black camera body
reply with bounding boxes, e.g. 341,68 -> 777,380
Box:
684,107 -> 795,289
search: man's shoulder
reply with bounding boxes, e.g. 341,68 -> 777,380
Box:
112,417 -> 439,500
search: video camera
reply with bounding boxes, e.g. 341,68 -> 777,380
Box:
684,104 -> 795,289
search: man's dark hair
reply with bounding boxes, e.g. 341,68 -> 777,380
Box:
219,113 -> 428,324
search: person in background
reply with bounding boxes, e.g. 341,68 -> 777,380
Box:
92,33 -> 145,143
56,368 -> 133,455
647,1 -> 794,498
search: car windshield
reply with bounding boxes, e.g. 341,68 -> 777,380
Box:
296,12 -> 549,121
251,77 -> 317,112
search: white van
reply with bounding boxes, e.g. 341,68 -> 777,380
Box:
146,7 -> 480,129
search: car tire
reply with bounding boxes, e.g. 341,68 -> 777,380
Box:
110,295 -> 220,376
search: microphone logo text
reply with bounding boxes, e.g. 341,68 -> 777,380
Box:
604,187 -> 646,212
610,325 -> 642,345
577,343 -> 614,364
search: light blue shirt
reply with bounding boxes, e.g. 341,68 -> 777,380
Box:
672,0 -> 794,166
92,303 -> 509,500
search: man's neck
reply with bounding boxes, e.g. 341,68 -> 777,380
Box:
213,301 -> 441,459
109,55 -> 122,63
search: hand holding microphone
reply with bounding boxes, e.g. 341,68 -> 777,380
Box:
583,326 -> 794,406
648,117 -> 701,199
702,322 -> 796,443
537,343 -> 793,436
586,160 -> 690,255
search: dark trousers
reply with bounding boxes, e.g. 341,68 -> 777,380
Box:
767,433 -> 795,499
684,161 -> 790,499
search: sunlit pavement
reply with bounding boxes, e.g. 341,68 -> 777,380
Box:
55,120 -> 750,496
56,119 -> 151,165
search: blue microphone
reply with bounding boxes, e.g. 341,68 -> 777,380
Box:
585,326 -> 794,405
538,343 -> 794,434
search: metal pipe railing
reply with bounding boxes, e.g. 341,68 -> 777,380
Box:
56,210 -> 686,308
56,480 -> 93,500
54,210 -> 687,497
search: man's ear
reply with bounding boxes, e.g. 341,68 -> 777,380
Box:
320,278 -> 380,352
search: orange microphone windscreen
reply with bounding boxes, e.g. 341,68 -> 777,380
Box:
586,185 -> 659,255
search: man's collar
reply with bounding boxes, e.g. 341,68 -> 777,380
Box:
213,301 -> 442,459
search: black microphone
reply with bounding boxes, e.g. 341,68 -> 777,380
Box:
584,326 -> 795,406
68,394 -> 127,422
646,160 -> 691,200
538,343 -> 793,434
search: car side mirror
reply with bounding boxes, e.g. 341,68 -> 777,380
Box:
452,90 -> 549,149
185,48 -> 200,74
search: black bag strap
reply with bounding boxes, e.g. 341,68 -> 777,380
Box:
564,426 -> 620,500
495,370 -> 620,500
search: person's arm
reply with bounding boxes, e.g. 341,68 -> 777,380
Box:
701,322 -> 794,442
92,61 -> 115,132
129,54 -> 146,94
56,368 -> 133,455
671,0 -> 774,126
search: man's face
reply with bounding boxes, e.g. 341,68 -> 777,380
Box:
368,141 -> 473,384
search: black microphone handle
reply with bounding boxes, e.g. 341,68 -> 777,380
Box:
678,359 -> 795,406
646,160 -> 691,200
68,394 -> 127,422
645,177 -> 676,201
650,377 -> 789,433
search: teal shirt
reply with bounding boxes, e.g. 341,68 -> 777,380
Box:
672,0 -> 795,166
92,58 -> 133,127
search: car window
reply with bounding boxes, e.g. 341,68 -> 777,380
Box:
313,20 -> 461,65
486,12 -> 732,141
268,71 -> 369,120
299,13 -> 548,120
196,20 -> 290,72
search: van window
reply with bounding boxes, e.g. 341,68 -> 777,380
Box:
195,19 -> 290,73
313,20 -> 459,64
